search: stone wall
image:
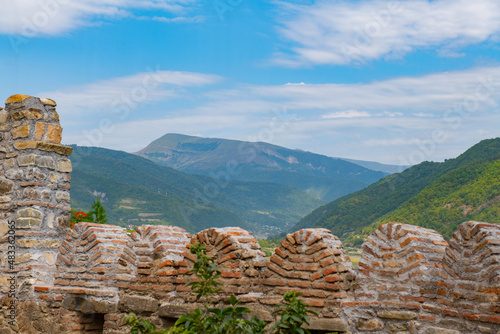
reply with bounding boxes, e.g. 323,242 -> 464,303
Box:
0,95 -> 498,334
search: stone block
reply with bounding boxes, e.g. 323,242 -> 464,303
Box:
5,94 -> 31,104
38,142 -> 73,156
10,109 -> 42,121
306,318 -> 349,332
58,159 -> 72,172
11,125 -> 30,138
35,155 -> 56,169
35,123 -> 46,140
3,159 -> 16,170
0,110 -> 7,124
16,253 -> 32,264
356,318 -> 384,331
16,239 -> 61,248
40,98 -> 57,107
119,295 -> 159,314
16,217 -> 42,229
14,141 -> 37,150
56,191 -> 70,202
0,221 -> 9,236
0,178 -> 14,195
44,125 -> 62,144
17,154 -> 36,166
158,304 -> 198,318
17,208 -> 43,219
378,311 -> 417,320
386,322 -> 409,333
63,296 -> 117,314
427,327 -> 460,334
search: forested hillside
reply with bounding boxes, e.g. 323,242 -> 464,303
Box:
292,138 -> 500,245
70,146 -> 323,237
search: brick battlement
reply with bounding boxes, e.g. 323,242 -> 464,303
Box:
0,96 -> 498,334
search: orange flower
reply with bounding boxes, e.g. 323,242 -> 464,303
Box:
76,212 -> 87,219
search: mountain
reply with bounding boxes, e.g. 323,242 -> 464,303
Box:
135,134 -> 395,202
69,146 -> 323,237
291,138 -> 500,246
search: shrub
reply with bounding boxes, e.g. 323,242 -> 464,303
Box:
124,242 -> 321,334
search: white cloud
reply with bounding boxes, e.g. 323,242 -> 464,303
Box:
152,15 -> 205,23
322,110 -> 371,119
46,65 -> 500,164
40,70 -> 222,115
274,0 -> 500,66
0,0 -> 198,36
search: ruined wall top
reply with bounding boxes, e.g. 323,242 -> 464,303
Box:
0,94 -> 73,299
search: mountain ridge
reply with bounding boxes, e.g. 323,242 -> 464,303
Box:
291,137 -> 500,245
135,133 -> 399,201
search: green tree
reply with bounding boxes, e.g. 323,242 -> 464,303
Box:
88,197 -> 108,224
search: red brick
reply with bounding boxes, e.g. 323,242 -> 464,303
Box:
322,267 -> 337,276
305,299 -> 324,307
289,281 -> 311,288
325,275 -> 340,283
221,271 -> 242,278
295,263 -> 318,272
270,254 -> 283,266
274,247 -> 287,259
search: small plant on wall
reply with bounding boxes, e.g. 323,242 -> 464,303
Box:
123,242 -> 330,334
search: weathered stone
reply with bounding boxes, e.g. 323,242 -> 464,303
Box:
16,253 -> 32,264
16,239 -> 61,248
386,322 -> 409,333
5,94 -> 31,104
37,142 -> 72,156
378,311 -> 417,320
58,158 -> 72,172
0,178 -> 14,195
44,124 -> 62,144
478,326 -> 493,333
44,252 -> 55,265
17,154 -> 36,166
16,217 -> 42,229
158,304 -> 198,318
46,212 -> 55,228
306,318 -> 349,332
35,155 -> 56,169
35,123 -> 46,140
119,295 -> 159,314
56,191 -> 70,202
356,318 -> 384,331
17,208 -> 43,219
427,327 -> 460,334
40,98 -> 57,107
0,110 -> 7,124
49,110 -> 60,122
63,296 -> 117,314
10,109 -> 42,121
0,221 -> 8,236
14,141 -> 37,150
11,125 -> 29,138
3,159 -> 16,170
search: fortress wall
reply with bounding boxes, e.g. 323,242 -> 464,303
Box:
0,95 -> 498,334
343,221 -> 500,334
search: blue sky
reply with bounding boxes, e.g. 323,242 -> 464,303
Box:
0,0 -> 499,164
